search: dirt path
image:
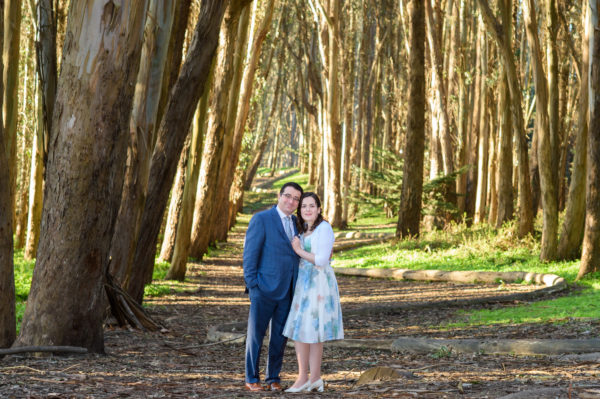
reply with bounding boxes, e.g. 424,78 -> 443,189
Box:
1,223 -> 599,398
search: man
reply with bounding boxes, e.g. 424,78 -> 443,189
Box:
243,182 -> 303,391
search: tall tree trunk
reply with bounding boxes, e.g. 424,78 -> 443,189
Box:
226,0 -> 276,226
496,73 -> 514,227
324,0 -> 343,227
110,0 -> 176,283
523,0 -> 558,260
557,3 -> 590,260
147,2 -> 198,264
546,0 -> 560,200
14,32 -> 33,250
487,95 -> 498,225
529,116 -> 541,216
188,2 -> 248,260
211,4 -> 252,243
477,0 -> 534,237
155,0 -> 192,142
157,136 -> 190,263
340,7 -> 355,229
16,0 -> 148,353
167,92 -> 209,281
557,41 -> 574,212
24,0 -> 58,259
465,11 -> 481,224
0,1 -> 16,349
397,0 -> 425,238
474,28 -> 489,224
24,86 -> 44,260
456,0 -> 469,216
2,0 -> 21,226
244,69 -> 283,190
128,0 -> 229,304
578,0 -> 600,279
35,0 -> 57,163
425,0 -> 454,180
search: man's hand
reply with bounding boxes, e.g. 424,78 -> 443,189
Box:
291,236 -> 302,253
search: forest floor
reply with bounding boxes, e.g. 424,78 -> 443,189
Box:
1,221 -> 600,398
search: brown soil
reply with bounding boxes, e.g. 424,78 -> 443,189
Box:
1,225 -> 599,398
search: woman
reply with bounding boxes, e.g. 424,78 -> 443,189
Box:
283,192 -> 344,393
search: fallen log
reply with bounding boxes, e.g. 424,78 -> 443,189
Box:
497,387 -> 570,399
334,268 -> 565,287
391,337 -> 600,355
0,346 -> 87,355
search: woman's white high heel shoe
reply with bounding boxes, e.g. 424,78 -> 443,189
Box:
285,380 -> 311,393
308,378 -> 324,392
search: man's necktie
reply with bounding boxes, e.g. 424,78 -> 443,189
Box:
284,216 -> 294,241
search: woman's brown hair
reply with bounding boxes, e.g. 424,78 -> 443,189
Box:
296,192 -> 325,233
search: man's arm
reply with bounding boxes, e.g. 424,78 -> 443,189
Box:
243,214 -> 265,290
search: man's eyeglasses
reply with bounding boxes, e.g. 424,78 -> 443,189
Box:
282,193 -> 300,202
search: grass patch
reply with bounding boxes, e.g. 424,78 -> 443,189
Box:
144,260 -> 189,298
271,173 -> 310,191
450,283 -> 600,327
243,190 -> 275,214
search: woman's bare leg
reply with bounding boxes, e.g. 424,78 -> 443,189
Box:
308,342 -> 323,382
289,341 -> 310,388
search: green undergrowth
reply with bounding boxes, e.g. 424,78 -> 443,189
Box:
14,250 -> 34,333
144,260 -> 189,298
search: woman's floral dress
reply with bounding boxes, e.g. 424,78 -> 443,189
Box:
283,226 -> 344,343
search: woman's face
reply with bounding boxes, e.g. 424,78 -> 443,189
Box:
300,197 -> 319,224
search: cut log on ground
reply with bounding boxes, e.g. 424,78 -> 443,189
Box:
391,337 -> 600,355
0,346 -> 87,355
334,268 -> 565,287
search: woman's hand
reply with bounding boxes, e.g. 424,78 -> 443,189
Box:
291,236 -> 302,254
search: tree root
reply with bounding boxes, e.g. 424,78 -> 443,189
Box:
104,272 -> 163,332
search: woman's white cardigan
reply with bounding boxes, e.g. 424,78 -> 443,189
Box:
304,221 -> 335,267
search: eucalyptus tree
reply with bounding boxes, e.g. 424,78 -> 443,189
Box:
579,0 -> 600,279
226,0 -> 278,230
477,0 -> 534,238
558,3 -> 589,260
188,0 -> 251,261
127,0 -> 231,303
0,0 -> 16,349
167,93 -> 209,281
155,0 -> 194,264
15,0 -> 149,352
24,0 -> 57,260
109,0 -> 176,284
523,0 -> 558,260
2,0 -> 21,222
210,5 -> 252,243
396,0 -> 425,238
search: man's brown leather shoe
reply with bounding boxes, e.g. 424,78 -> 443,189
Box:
268,382 -> 283,391
245,382 -> 264,391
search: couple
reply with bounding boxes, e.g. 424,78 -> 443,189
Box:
243,182 -> 344,393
